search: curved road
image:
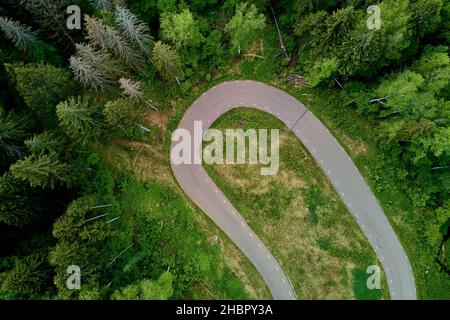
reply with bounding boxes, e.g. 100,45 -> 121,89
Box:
170,80 -> 416,300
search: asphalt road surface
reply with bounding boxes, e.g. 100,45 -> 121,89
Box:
170,80 -> 416,300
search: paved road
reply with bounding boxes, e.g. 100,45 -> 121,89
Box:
170,80 -> 416,300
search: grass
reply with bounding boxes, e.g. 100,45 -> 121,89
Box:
203,108 -> 388,299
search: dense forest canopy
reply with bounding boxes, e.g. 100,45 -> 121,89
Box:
0,0 -> 448,299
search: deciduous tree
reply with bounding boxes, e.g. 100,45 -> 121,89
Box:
226,3 -> 266,55
111,272 -> 174,300
160,9 -> 204,50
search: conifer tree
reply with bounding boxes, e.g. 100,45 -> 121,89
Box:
0,113 -> 26,164
69,44 -> 115,91
0,17 -> 37,51
152,41 -> 182,82
84,15 -> 145,71
25,131 -> 64,155
115,6 -> 154,60
6,63 -> 77,128
20,0 -> 74,45
0,173 -> 41,227
56,96 -> 102,144
1,252 -> 52,297
119,78 -> 144,102
103,98 -> 145,131
10,152 -> 71,189
89,0 -> 112,11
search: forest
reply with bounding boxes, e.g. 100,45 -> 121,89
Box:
0,0 -> 449,300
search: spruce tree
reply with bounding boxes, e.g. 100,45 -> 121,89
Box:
56,96 -> 102,144
0,113 -> 26,164
1,252 -> 52,298
25,131 -> 64,155
115,6 -> 154,60
0,173 -> 41,226
0,16 -> 37,51
103,98 -> 145,131
69,44 -> 115,91
84,15 -> 145,71
7,63 -> 77,128
152,41 -> 182,82
20,0 -> 74,45
10,152 -> 71,189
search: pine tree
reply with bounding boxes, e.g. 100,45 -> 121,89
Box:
84,15 -> 145,71
115,6 -> 154,60
56,96 -> 102,144
152,41 -> 182,82
0,173 -> 41,227
322,6 -> 358,51
0,113 -> 26,164
10,152 -> 71,189
0,16 -> 37,51
25,131 -> 64,155
20,0 -> 74,46
1,252 -> 52,297
70,44 -> 115,91
119,78 -> 144,102
50,195 -> 114,299
53,195 -> 113,243
103,98 -> 145,131
89,0 -> 112,11
6,63 -> 77,128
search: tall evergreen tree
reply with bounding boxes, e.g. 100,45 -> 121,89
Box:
103,98 -> 145,131
6,63 -> 77,128
85,15 -> 145,71
56,96 -> 102,144
119,78 -> 144,102
0,112 -> 26,164
25,130 -> 64,155
89,0 -> 113,11
152,41 -> 182,82
0,173 -> 42,226
69,44 -> 115,91
115,6 -> 154,60
10,152 -> 71,189
0,17 -> 37,51
1,252 -> 53,298
20,0 -> 74,46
